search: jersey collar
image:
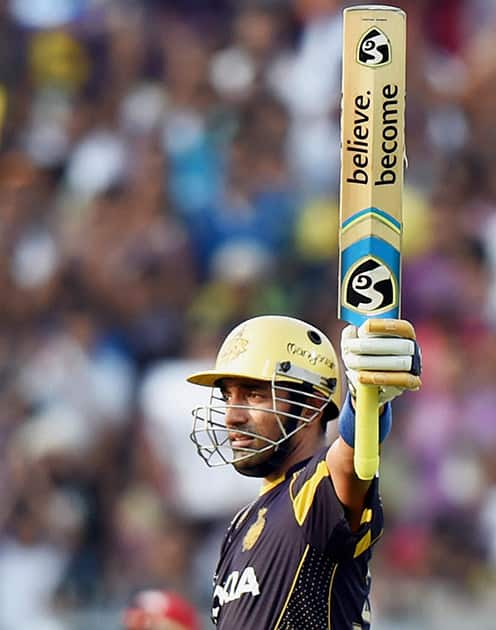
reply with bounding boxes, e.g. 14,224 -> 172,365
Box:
259,455 -> 314,496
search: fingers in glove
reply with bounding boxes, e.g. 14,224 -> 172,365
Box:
341,324 -> 358,342
358,371 -> 421,390
360,318 -> 416,339
345,354 -> 415,371
343,337 -> 415,356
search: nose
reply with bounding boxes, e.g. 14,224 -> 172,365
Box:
224,403 -> 249,428
223,391 -> 249,429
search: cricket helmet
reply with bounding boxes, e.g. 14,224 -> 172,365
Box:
123,590 -> 201,630
187,315 -> 341,467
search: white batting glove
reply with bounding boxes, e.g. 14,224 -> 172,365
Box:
341,319 -> 422,405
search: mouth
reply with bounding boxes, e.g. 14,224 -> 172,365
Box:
229,433 -> 256,449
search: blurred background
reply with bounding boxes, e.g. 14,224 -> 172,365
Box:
0,0 -> 495,628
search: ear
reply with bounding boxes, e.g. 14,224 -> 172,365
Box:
301,404 -> 314,420
300,394 -> 324,422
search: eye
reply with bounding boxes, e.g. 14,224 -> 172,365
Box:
220,390 -> 230,402
247,389 -> 267,402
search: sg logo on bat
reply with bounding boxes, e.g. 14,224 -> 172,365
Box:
342,256 -> 397,314
357,27 -> 391,67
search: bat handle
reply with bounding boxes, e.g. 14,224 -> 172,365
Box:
354,383 -> 379,480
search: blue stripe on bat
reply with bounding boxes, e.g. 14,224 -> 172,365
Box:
341,237 -> 401,276
339,305 -> 400,327
341,207 -> 401,232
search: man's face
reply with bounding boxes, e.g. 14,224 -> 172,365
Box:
220,378 -> 295,477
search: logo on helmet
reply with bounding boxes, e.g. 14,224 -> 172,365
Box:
218,327 -> 249,363
287,343 -> 334,369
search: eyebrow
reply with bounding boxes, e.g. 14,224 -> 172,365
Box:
220,381 -> 270,393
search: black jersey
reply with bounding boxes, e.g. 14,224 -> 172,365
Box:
212,446 -> 384,629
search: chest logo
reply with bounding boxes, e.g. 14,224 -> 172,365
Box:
212,566 -> 260,619
242,508 -> 267,551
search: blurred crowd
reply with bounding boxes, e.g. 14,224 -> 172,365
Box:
0,0 -> 496,628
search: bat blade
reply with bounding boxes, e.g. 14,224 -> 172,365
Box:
338,5 -> 406,480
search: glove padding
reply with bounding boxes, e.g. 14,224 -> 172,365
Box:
341,318 -> 422,404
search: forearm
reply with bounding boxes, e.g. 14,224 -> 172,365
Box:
326,437 -> 372,531
331,317 -> 422,529
326,394 -> 391,530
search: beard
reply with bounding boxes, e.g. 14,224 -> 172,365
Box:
230,417 -> 299,477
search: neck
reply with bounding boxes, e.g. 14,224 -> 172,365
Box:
264,432 -> 326,483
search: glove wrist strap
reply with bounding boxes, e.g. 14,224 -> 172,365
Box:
338,392 -> 392,447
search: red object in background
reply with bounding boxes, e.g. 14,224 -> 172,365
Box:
123,590 -> 201,630
426,0 -> 465,53
383,524 -> 431,577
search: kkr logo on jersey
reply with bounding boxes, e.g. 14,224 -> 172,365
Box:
212,567 -> 260,621
242,508 -> 267,552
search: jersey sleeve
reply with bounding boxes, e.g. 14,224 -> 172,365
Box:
328,476 -> 384,562
288,446 -> 345,550
288,446 -> 384,559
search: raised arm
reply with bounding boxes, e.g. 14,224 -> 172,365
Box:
326,319 -> 422,530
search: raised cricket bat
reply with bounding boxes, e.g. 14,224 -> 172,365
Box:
338,5 -> 406,480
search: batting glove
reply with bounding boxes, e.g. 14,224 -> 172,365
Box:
341,318 -> 422,405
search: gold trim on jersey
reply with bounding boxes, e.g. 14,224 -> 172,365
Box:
290,460 -> 329,526
360,508 -> 373,525
328,562 -> 338,629
274,544 -> 310,630
260,473 -> 285,496
354,526 -> 384,558
353,531 -> 372,558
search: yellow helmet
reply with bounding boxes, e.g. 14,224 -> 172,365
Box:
188,315 -> 340,404
187,316 -> 341,468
